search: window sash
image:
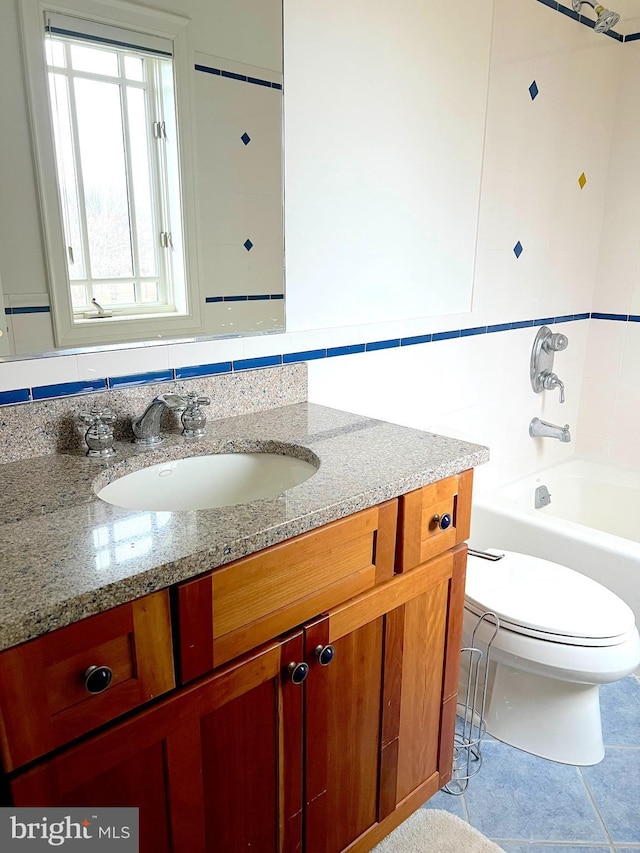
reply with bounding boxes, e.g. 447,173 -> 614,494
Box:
45,32 -> 180,316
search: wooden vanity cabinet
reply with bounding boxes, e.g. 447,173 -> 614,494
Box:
5,470 -> 473,853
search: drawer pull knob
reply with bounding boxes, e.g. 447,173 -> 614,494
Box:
84,665 -> 113,694
314,644 -> 336,666
432,513 -> 452,531
287,661 -> 309,685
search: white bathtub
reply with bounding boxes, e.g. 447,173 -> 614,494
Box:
470,458 -> 640,627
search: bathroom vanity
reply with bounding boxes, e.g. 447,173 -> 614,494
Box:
0,401 -> 488,853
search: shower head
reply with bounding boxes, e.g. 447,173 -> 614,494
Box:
572,0 -> 620,32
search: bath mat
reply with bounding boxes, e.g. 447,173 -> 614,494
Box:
372,808 -> 504,853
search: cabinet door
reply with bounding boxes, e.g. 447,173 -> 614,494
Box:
304,545 -> 466,853
10,632 -> 305,853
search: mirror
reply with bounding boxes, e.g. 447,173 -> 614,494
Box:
0,0 -> 284,360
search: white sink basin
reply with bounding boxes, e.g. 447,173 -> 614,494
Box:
96,452 -> 318,511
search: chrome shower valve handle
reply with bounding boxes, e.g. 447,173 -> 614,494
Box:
531,326 -> 568,403
541,372 -> 565,403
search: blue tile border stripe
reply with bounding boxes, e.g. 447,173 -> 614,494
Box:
536,0 -> 640,42
4,306 -> 51,315
0,311 -> 635,406
195,64 -> 282,90
206,294 -> 284,303
108,370 -> 173,389
32,379 -> 107,401
0,389 -> 31,405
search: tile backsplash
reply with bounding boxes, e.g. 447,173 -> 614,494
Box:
0,363 -> 306,464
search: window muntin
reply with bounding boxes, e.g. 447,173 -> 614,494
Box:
44,26 -> 185,318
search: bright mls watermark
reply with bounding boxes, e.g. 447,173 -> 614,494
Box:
0,809 -> 138,851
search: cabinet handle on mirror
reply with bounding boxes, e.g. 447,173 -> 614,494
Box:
287,661 -> 309,685
432,513 -> 452,531
314,644 -> 336,666
84,665 -> 113,694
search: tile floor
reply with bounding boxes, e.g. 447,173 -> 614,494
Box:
422,674 -> 640,851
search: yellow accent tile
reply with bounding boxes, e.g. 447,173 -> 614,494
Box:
579,172 -> 587,189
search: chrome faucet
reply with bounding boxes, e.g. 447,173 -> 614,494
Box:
131,393 -> 187,445
529,417 -> 571,443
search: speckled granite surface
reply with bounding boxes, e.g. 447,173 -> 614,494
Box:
0,402 -> 488,651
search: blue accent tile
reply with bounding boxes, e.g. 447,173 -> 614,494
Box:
464,740 -> 606,842
225,295 -> 248,302
222,70 -> 247,82
272,82 -> 283,90
513,241 -> 523,258
581,748 -> 640,842
32,379 -> 108,400
554,314 -> 575,323
271,293 -> 284,300
365,339 -> 400,351
241,132 -> 251,145
600,677 -> 640,746
401,334 -> 432,346
205,296 -> 224,303
174,362 -> 232,380
487,323 -> 511,333
0,388 -> 31,405
605,29 -> 624,41
460,326 -> 487,337
511,319 -> 534,329
247,76 -> 272,87
625,31 -> 640,42
244,239 -> 254,252
537,0 -> 559,8
629,315 -> 640,322
580,13 -> 596,27
591,312 -> 628,321
248,294 -> 270,301
5,306 -> 51,315
232,355 -> 282,372
558,3 -> 580,20
194,64 -> 221,76
108,370 -> 173,389
283,349 -> 327,363
327,344 -> 366,358
529,80 -> 539,100
574,312 -> 590,320
433,330 -> 461,341
533,316 -> 555,326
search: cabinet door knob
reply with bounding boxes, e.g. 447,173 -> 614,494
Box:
314,644 -> 336,666
287,661 -> 309,685
432,513 -> 452,531
84,665 -> 113,694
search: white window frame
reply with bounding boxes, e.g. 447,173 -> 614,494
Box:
19,0 -> 203,347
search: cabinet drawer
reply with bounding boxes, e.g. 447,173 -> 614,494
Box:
176,499 -> 398,680
0,591 -> 175,771
396,470 -> 473,572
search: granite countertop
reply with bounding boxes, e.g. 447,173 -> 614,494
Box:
0,403 -> 489,651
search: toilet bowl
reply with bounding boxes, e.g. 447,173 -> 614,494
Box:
461,549 -> 640,765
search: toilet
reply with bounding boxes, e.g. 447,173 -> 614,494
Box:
461,549 -> 640,766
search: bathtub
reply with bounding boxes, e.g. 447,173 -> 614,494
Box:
469,458 -> 640,627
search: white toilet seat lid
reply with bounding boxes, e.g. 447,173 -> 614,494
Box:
465,550 -> 636,646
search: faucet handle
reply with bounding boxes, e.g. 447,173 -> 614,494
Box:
181,394 -> 211,439
541,372 -> 565,403
78,408 -> 117,459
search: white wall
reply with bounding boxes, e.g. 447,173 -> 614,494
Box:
576,42 -> 640,471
